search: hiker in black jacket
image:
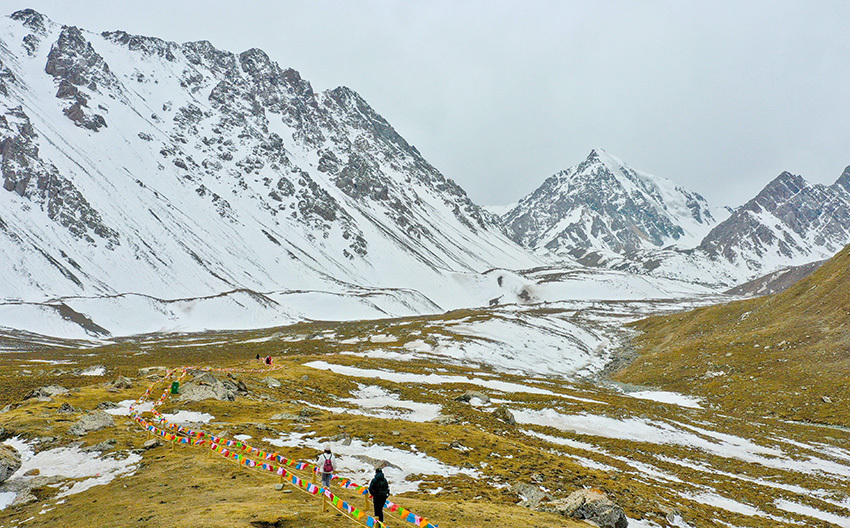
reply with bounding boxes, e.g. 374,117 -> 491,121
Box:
368,467 -> 390,522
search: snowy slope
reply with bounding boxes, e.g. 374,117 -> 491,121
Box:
0,9 -> 538,319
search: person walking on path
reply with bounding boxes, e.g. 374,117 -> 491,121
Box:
316,445 -> 336,488
368,467 -> 390,523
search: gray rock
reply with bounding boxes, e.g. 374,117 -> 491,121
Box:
177,373 -> 237,402
143,439 -> 161,449
96,401 -> 121,410
108,376 -> 133,392
491,405 -> 516,425
545,489 -> 628,528
56,402 -> 78,414
83,439 -> 116,452
454,391 -> 490,404
263,377 -> 281,388
430,415 -> 462,425
26,385 -> 69,399
512,482 -> 550,508
0,443 -> 22,484
69,411 -> 115,436
351,455 -> 401,471
138,366 -> 168,377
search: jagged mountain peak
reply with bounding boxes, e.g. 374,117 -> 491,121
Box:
10,8 -> 53,34
504,150 -> 721,255
834,166 -> 850,194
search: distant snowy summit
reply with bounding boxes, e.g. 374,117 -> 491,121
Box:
501,149 -> 850,287
502,149 -> 724,255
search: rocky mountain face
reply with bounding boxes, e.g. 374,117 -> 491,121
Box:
0,9 -> 536,311
698,169 -> 850,272
502,149 -> 721,255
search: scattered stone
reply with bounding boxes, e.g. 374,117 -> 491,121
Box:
24,468 -> 40,477
351,454 -> 401,471
26,385 -> 69,400
108,376 -> 134,392
84,439 -> 117,452
263,377 -> 281,388
512,482 -> 549,508
491,405 -> 516,425
431,415 -> 461,425
96,401 -> 121,410
10,488 -> 37,507
138,366 -> 168,377
270,413 -> 300,421
57,402 -> 78,414
543,489 -> 628,528
454,391 -> 490,404
144,439 -> 161,450
0,443 -> 21,484
822,396 -> 833,404
69,411 -> 115,436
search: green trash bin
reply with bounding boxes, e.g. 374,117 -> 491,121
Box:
170,381 -> 180,394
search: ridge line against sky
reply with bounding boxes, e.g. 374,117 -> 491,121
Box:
10,0 -> 850,208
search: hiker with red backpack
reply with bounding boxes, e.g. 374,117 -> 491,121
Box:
316,445 -> 336,488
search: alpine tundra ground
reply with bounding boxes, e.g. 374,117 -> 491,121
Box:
1,297 -> 849,528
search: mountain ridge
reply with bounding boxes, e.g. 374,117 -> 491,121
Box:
0,9 -> 537,312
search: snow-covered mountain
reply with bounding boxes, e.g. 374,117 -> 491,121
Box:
502,149 -> 724,255
0,9 -> 539,319
503,149 -> 850,288
698,169 -> 850,272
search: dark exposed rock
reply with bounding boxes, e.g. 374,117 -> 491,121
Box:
69,411 -> 115,435
491,405 -> 516,425
454,391 -> 490,404
26,385 -> 69,399
0,443 -> 21,484
542,489 -> 628,528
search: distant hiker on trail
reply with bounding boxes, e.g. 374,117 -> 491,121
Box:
256,353 -> 260,361
368,467 -> 390,523
265,355 -> 272,365
317,445 -> 335,488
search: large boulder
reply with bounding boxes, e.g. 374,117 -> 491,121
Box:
454,391 -> 490,405
26,385 -> 69,400
108,376 -> 133,392
69,411 -> 115,436
545,489 -> 628,528
491,405 -> 516,425
0,443 -> 21,484
177,373 -> 237,402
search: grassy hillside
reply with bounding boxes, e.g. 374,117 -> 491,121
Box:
617,243 -> 850,426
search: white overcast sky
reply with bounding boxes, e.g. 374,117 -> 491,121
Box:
13,1 -> 850,208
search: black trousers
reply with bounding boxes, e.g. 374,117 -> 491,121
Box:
372,494 -> 387,522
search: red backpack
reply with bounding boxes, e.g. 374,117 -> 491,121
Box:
322,455 -> 334,473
